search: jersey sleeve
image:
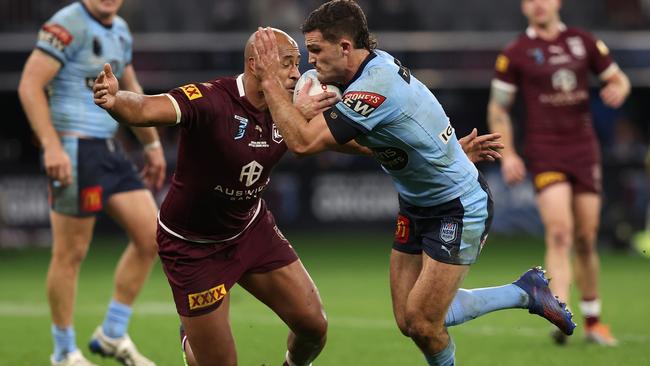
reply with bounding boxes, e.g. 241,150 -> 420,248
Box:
491,46 -> 519,93
582,31 -> 617,80
323,73 -> 394,145
166,83 -> 216,130
35,9 -> 85,65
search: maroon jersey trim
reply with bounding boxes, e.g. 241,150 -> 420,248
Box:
157,200 -> 262,243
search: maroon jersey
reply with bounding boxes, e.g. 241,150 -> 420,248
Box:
492,25 -> 617,157
159,75 -> 287,242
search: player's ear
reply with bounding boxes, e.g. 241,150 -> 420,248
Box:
247,57 -> 256,76
340,39 -> 353,56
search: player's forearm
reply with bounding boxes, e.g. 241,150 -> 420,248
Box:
487,101 -> 517,156
18,82 -> 61,150
261,79 -> 318,153
108,91 -> 172,127
334,141 -> 373,156
130,125 -> 161,146
609,71 -> 631,98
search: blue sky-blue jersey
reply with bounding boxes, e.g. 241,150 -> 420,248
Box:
36,2 -> 132,138
328,50 -> 479,206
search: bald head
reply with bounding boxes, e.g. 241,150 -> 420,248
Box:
244,28 -> 299,62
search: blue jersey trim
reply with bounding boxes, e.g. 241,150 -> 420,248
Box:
36,46 -> 65,65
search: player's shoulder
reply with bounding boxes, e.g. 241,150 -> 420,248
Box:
564,26 -> 593,38
46,2 -> 87,31
501,32 -> 530,55
112,16 -> 132,36
356,50 -> 404,90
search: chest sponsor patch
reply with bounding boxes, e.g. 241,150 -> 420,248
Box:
188,284 -> 227,310
39,23 -> 74,52
372,147 -> 408,171
341,91 -> 386,117
180,84 -> 203,100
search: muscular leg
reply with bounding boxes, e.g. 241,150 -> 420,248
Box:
239,259 -> 327,366
572,193 -> 601,301
390,250 -> 422,336
48,211 -> 96,359
105,189 -> 158,306
48,212 -> 96,327
391,249 -> 469,364
181,296 -> 237,366
537,183 -> 574,303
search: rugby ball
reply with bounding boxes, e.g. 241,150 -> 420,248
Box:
293,69 -> 342,103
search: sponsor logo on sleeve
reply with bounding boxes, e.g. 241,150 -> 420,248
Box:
180,84 -> 203,100
394,214 -> 410,244
438,122 -> 454,144
81,186 -> 102,212
596,40 -> 610,56
495,54 -> 510,72
341,91 -> 386,117
188,284 -> 227,310
534,171 -> 567,190
38,23 -> 74,52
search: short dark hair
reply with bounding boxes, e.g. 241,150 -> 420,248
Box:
301,0 -> 377,51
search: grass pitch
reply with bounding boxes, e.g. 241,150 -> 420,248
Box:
1,231 -> 648,365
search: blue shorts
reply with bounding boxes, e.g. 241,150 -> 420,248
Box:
48,137 -> 144,217
392,173 -> 493,265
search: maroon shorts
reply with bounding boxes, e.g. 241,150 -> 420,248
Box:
527,143 -> 601,194
157,205 -> 298,317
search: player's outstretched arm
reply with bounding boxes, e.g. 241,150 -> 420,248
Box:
93,63 -> 177,127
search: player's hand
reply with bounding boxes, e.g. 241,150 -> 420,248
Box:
294,78 -> 340,120
501,153 -> 526,185
93,63 -> 119,110
600,82 -> 628,109
43,145 -> 72,187
141,144 -> 166,190
252,27 -> 281,84
459,128 -> 504,163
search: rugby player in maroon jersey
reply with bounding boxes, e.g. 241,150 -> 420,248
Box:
488,0 -> 630,346
93,26 -> 503,366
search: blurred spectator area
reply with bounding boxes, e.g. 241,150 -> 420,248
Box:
1,0 -> 649,247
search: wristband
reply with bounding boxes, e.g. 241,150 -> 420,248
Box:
143,140 -> 161,151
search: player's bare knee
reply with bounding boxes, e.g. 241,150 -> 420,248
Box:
404,310 -> 444,342
292,310 -> 328,343
394,316 -> 410,337
546,224 -> 573,250
52,241 -> 89,267
574,231 -> 597,256
131,233 -> 158,260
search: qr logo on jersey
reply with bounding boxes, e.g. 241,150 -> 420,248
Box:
188,284 -> 227,310
440,221 -> 458,244
180,84 -> 203,100
272,123 -> 283,144
239,161 -> 264,187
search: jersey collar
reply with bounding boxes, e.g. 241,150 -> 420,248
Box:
344,51 -> 377,90
526,22 -> 566,39
79,1 -> 114,29
236,74 -> 246,97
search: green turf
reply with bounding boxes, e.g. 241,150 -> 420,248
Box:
1,231 -> 649,365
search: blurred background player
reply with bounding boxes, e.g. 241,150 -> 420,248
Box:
91,29 -> 341,366
18,0 -> 164,365
251,1 -> 576,365
487,0 -> 630,346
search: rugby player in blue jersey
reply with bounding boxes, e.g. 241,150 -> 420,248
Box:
252,1 -> 576,365
18,1 -> 162,365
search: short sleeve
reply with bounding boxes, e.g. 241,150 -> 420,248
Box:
492,48 -> 519,93
582,32 -> 616,79
323,73 -> 394,144
35,10 -> 85,65
166,83 -> 216,130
